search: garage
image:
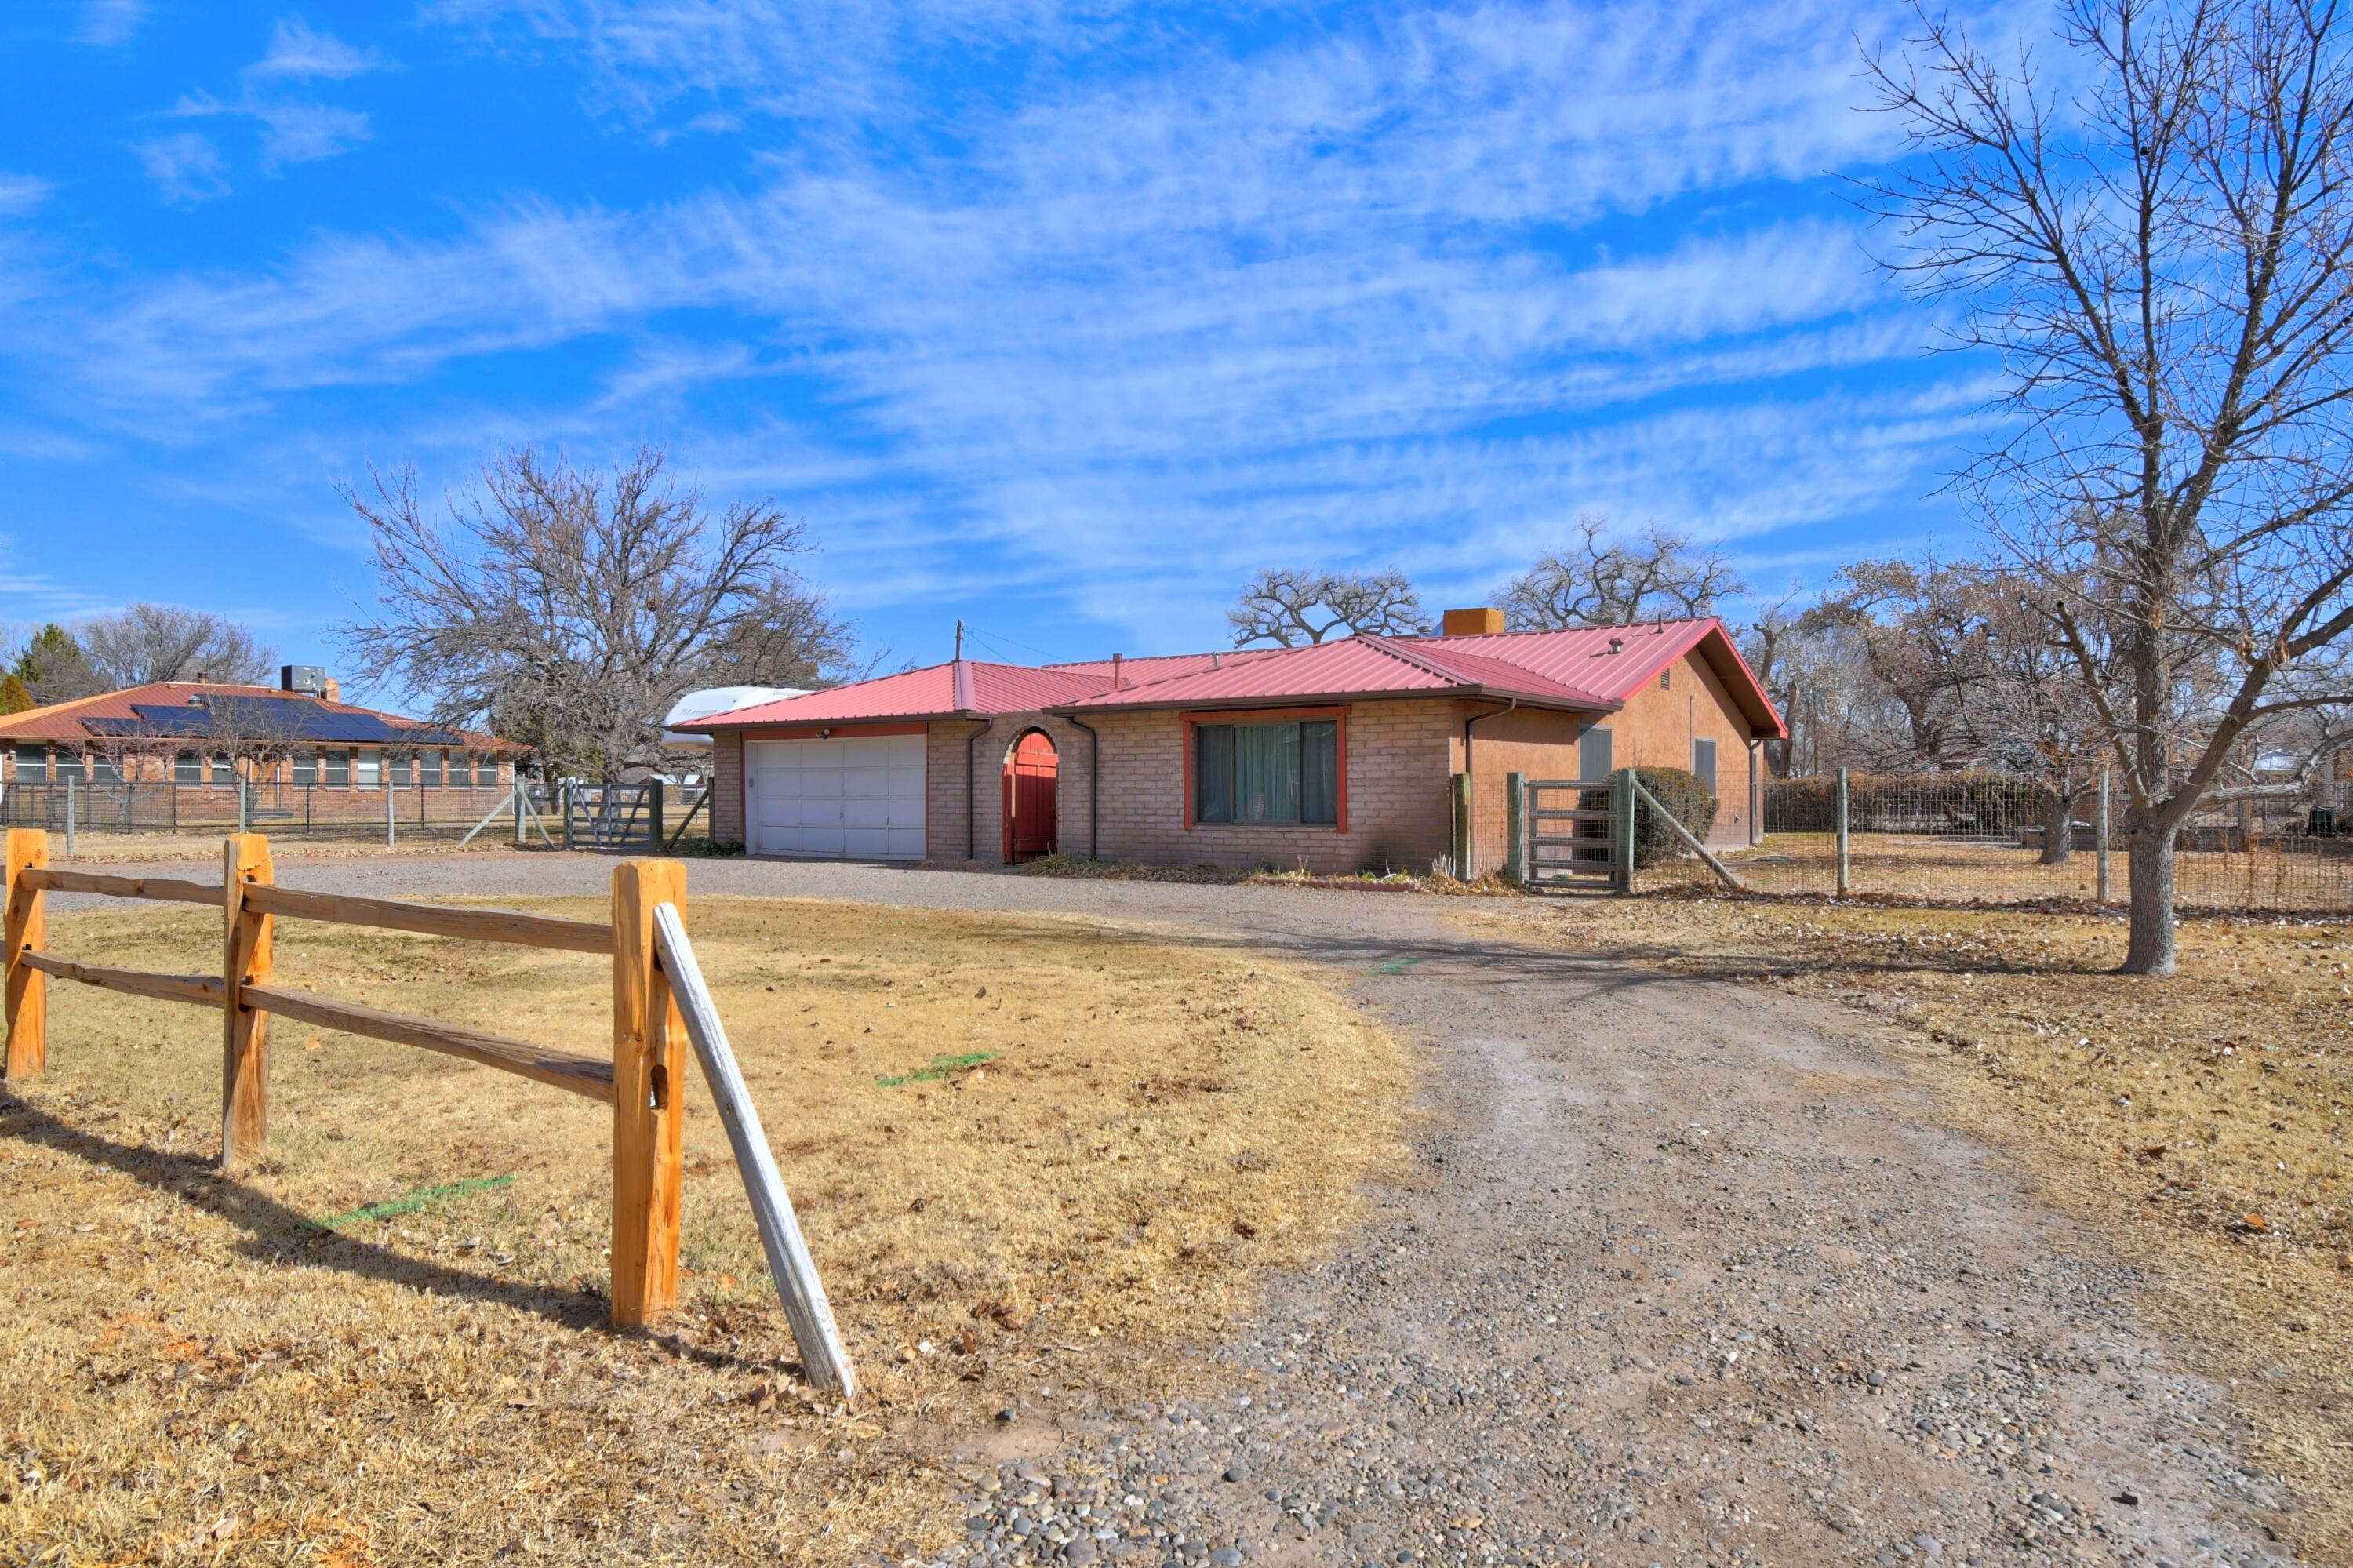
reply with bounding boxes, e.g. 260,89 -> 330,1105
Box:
747,733 -> 926,860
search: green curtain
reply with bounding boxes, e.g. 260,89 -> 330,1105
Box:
1235,722 -> 1300,820
1195,724 -> 1235,822
1301,720 -> 1338,823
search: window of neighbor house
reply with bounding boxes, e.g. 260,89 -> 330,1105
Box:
1194,719 -> 1339,824
1693,737 -> 1718,797
1578,725 -> 1613,783
389,754 -> 411,786
174,751 -> 202,784
324,749 -> 350,786
89,756 -> 118,782
14,745 -> 47,782
293,750 -> 317,784
55,751 -> 85,784
356,751 -> 382,788
423,751 -> 444,787
211,755 -> 235,785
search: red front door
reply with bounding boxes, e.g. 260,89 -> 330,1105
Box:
1002,731 -> 1059,861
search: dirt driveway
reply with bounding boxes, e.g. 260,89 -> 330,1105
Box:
56,853 -> 2301,1566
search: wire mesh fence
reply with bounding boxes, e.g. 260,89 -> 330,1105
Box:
0,780 -> 558,852
1635,769 -> 2353,915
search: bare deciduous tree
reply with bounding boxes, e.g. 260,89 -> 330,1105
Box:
1871,0 -> 2353,972
80,604 -> 276,689
337,446 -> 856,781
1500,515 -> 1745,629
1227,569 -> 1430,647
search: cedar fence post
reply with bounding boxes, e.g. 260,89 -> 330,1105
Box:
612,858 -> 686,1328
220,834 -> 275,1170
1505,772 -> 1526,886
5,828 -> 49,1079
1611,768 -> 1636,893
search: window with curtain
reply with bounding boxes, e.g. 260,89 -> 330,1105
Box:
1194,719 -> 1339,824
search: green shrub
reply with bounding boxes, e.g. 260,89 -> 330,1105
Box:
1578,767 -> 1718,869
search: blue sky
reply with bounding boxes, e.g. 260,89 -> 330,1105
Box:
0,0 -> 1997,689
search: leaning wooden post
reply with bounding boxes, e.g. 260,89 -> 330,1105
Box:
4,828 -> 49,1079
611,857 -> 687,1328
220,834 -> 275,1170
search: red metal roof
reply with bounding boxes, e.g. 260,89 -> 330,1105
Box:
683,618 -> 1786,738
676,659 -> 1113,728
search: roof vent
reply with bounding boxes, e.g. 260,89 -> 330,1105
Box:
1607,636 -> 1624,655
1111,653 -> 1124,691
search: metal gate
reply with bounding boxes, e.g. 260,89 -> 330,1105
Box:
1518,774 -> 1626,892
558,782 -> 700,852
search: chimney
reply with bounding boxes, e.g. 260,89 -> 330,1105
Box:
324,675 -> 340,703
1441,608 -> 1506,637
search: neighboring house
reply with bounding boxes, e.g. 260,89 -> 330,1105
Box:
0,667 -> 517,789
678,609 -> 1786,873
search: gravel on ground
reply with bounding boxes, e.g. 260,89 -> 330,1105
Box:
51,850 -> 2304,1567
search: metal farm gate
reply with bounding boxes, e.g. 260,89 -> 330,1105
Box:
1511,773 -> 1627,893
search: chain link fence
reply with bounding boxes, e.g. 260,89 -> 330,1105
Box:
1635,769 -> 2353,915
0,780 -> 559,852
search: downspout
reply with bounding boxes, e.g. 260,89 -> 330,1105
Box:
1065,713 -> 1100,859
965,718 -> 991,862
1460,697 -> 1518,875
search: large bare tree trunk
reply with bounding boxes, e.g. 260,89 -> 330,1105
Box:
2038,787 -> 2073,866
2122,831 -> 2177,975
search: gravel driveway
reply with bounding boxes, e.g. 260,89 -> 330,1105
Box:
57,851 -> 2298,1567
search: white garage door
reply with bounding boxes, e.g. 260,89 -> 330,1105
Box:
747,734 -> 927,860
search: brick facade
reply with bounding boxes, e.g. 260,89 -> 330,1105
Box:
1087,700 -> 1457,875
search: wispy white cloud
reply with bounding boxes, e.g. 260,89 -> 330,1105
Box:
27,0 -> 1990,648
152,21 -> 384,185
133,133 -> 230,204
250,18 -> 385,81
0,176 -> 53,216
78,0 -> 144,47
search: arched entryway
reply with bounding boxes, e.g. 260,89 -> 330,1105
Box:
1001,729 -> 1059,862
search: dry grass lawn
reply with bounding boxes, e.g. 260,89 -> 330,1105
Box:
1467,892 -> 2353,1563
0,895 -> 1409,1566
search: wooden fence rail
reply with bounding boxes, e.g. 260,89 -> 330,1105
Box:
0,827 -> 851,1384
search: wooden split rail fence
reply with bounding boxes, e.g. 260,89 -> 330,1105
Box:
0,828 -> 854,1398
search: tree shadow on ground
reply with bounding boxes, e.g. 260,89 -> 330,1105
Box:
0,1091 -> 787,1377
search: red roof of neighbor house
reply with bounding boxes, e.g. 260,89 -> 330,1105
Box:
0,681 -> 507,748
682,617 -> 1787,738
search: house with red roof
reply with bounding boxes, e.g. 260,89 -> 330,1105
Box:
676,609 -> 1785,874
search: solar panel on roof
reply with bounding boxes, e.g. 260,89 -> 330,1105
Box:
80,697 -> 467,746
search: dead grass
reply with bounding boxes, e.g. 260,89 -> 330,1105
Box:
1465,892 -> 2353,1562
0,895 -> 1409,1566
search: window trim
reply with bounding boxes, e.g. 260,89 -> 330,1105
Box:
1181,706 -> 1349,832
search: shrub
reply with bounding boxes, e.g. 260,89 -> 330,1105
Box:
1579,767 -> 1718,869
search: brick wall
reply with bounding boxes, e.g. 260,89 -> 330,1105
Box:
1088,700 -> 1457,874
709,729 -> 744,844
927,714 -> 1100,866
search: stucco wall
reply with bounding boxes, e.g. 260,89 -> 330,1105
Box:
1586,646 -> 1760,847
1461,704 -> 1589,876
